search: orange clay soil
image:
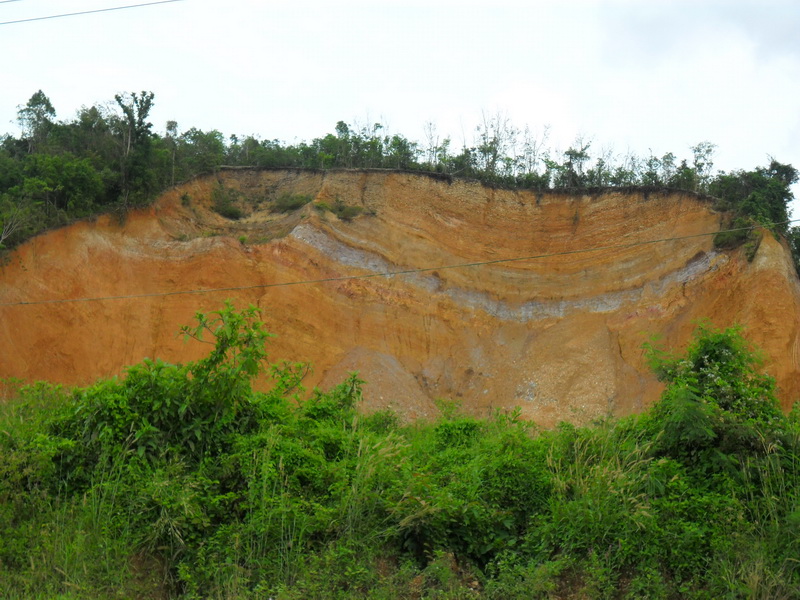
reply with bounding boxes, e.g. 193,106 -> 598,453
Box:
2,169 -> 799,426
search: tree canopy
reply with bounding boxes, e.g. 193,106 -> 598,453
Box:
1,91 -> 797,266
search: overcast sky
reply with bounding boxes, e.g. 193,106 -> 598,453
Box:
2,0 -> 799,209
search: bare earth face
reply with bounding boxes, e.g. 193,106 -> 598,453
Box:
2,170 -> 798,426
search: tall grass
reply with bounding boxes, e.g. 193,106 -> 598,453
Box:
2,316 -> 799,598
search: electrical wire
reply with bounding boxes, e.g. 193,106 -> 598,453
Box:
1,219 -> 796,308
0,0 -> 184,25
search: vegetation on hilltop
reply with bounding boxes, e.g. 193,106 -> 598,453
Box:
1,305 -> 799,599
1,91 -> 797,266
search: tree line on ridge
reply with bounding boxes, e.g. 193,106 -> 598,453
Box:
1,90 -> 797,265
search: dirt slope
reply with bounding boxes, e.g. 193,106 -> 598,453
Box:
2,169 -> 799,425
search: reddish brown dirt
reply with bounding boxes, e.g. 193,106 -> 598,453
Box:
2,169 -> 799,426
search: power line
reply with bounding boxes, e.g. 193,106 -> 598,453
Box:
2,220 -> 795,308
0,0 -> 184,25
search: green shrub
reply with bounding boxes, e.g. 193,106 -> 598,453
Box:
713,216 -> 755,249
214,203 -> 244,220
743,232 -> 763,261
2,315 -> 799,598
271,193 -> 312,213
332,199 -> 364,221
211,184 -> 244,220
434,417 -> 481,450
645,323 -> 783,447
314,198 -> 365,221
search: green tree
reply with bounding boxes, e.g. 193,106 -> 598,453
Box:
21,153 -> 104,215
691,141 -> 716,192
709,160 -> 798,234
608,151 -> 641,186
645,323 -> 784,468
669,158 -> 698,190
385,133 -> 419,169
787,226 -> 800,274
17,90 -> 56,154
555,141 -> 591,188
113,91 -> 156,205
165,120 -> 179,186
0,194 -> 32,248
474,112 -> 519,181
176,127 -> 226,177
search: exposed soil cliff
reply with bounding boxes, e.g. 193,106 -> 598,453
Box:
2,169 -> 799,425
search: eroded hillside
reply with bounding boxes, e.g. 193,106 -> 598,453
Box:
2,169 -> 799,425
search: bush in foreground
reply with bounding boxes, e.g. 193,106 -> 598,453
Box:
1,309 -> 798,599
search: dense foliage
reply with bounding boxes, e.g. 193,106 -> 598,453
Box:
1,91 -> 797,265
1,306 -> 798,599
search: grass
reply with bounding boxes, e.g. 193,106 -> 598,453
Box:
1,315 -> 799,599
211,184 -> 245,220
270,193 -> 312,213
314,198 -> 365,221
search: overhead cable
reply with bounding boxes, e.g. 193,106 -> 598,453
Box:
0,0 -> 185,25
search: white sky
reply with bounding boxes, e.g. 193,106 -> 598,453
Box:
2,0 -> 799,212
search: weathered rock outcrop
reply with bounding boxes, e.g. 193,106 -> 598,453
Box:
2,169 -> 799,425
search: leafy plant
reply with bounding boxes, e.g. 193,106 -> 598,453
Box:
713,216 -> 756,250
211,183 -> 244,220
1,314 -> 799,598
313,198 -> 364,221
270,193 -> 312,213
332,199 -> 364,221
